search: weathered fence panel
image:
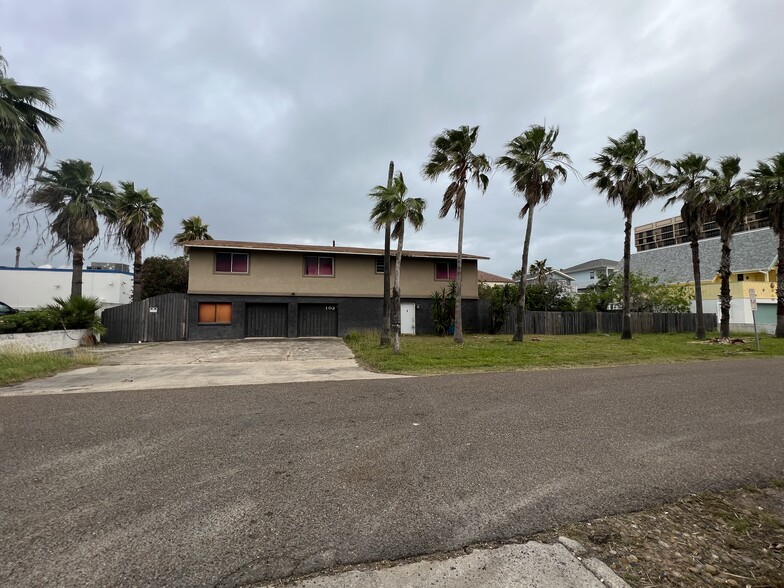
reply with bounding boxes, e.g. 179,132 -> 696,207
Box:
477,301 -> 717,335
102,293 -> 188,343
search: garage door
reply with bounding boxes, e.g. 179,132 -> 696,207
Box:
246,304 -> 288,337
298,304 -> 338,337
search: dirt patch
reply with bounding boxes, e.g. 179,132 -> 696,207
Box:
535,482 -> 784,587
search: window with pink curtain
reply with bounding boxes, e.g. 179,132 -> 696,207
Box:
304,256 -> 334,276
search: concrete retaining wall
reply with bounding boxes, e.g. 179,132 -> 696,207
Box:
0,329 -> 89,352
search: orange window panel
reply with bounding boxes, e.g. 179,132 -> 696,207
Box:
198,303 -> 216,323
215,303 -> 232,323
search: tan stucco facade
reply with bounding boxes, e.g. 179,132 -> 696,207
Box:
188,249 -> 480,298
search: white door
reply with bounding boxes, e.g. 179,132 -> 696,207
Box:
401,302 -> 416,335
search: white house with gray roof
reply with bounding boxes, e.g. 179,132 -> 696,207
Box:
560,258 -> 619,292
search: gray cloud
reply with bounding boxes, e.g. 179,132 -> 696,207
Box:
2,0 -> 782,278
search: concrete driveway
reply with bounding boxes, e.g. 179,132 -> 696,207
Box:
1,338 -> 401,397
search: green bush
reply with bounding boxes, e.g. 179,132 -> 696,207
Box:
431,283 -> 456,336
0,310 -> 59,334
0,296 -> 105,335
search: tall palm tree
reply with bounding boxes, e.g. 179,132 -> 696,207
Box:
0,52 -> 62,196
497,125 -> 571,341
376,161 -> 394,346
27,159 -> 116,297
662,153 -> 714,339
370,172 -> 426,354
111,181 -> 164,300
422,125 -> 491,344
587,129 -> 665,339
172,215 -> 213,245
706,156 -> 753,338
749,152 -> 784,337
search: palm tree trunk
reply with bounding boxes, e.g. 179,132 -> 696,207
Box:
133,247 -> 143,301
453,206 -> 464,344
381,161 -> 394,346
71,244 -> 84,298
719,237 -> 732,338
776,232 -> 784,337
392,226 -> 404,354
514,207 -> 535,342
621,213 -> 633,339
690,236 -> 706,339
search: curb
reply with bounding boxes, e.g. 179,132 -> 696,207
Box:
558,536 -> 632,588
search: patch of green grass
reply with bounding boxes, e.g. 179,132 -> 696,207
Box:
345,330 -> 784,375
0,348 -> 96,386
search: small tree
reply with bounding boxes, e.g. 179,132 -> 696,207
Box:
140,256 -> 189,299
431,283 -> 456,336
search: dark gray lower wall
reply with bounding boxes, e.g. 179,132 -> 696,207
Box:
187,294 -> 480,340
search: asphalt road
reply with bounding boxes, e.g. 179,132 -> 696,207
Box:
2,358 -> 783,587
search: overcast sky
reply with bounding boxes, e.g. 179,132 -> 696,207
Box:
1,0 -> 782,277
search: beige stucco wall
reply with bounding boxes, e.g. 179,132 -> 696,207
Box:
188,249 -> 479,298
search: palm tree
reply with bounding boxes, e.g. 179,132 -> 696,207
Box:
111,181 -> 164,300
374,161 -> 395,346
497,125 -> 571,341
0,51 -> 62,196
27,159 -> 116,297
749,152 -> 784,337
172,215 -> 213,245
587,130 -> 665,339
529,259 -> 553,285
662,153 -> 713,339
370,172 -> 426,353
422,125 -> 491,344
706,156 -> 754,338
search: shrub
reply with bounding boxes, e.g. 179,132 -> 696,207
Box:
0,296 -> 105,335
431,283 -> 456,336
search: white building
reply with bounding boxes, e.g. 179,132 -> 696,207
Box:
0,265 -> 133,310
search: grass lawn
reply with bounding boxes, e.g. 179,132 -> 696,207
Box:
345,330 -> 784,375
0,348 -> 96,386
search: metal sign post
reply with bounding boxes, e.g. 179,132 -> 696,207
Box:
749,288 -> 760,351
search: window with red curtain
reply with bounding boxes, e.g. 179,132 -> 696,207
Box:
215,252 -> 249,273
435,261 -> 457,280
304,256 -> 334,276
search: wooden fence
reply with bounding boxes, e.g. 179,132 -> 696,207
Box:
476,301 -> 717,335
102,293 -> 188,343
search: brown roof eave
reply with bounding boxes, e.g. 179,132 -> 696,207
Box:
183,240 -> 489,260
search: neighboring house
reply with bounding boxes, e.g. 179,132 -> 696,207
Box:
184,240 -> 488,339
478,271 -> 514,287
561,259 -> 619,292
630,227 -> 778,332
0,265 -> 133,311
525,269 -> 577,293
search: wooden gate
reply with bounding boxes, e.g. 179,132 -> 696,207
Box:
101,293 -> 188,343
246,303 -> 288,337
297,303 -> 338,337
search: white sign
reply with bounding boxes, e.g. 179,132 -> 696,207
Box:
149,306 -> 158,313
749,289 -> 757,311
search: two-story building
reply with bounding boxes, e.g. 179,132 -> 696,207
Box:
184,240 -> 487,339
